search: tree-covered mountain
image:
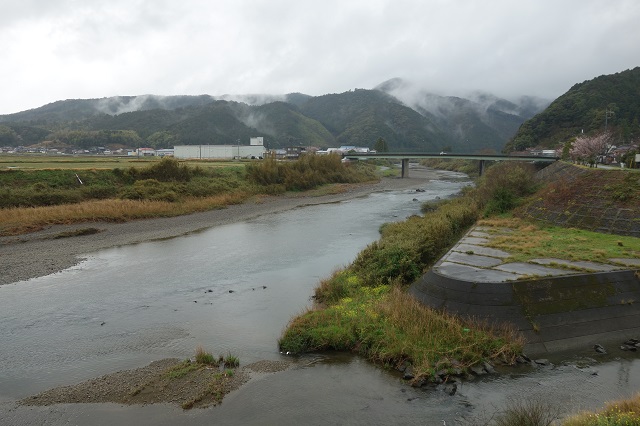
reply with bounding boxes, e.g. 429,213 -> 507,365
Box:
375,78 -> 550,152
0,85 -> 549,152
298,89 -> 453,152
505,67 -> 640,152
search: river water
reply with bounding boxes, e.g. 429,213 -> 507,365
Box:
1,170 -> 639,425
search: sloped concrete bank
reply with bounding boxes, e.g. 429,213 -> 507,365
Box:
409,269 -> 640,354
521,161 -> 640,237
409,161 -> 640,355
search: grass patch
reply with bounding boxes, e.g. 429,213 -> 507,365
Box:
562,393 -> 640,425
0,156 -> 376,236
479,216 -> 640,264
281,280 -> 522,383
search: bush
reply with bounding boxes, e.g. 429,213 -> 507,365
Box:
352,197 -> 479,286
129,157 -> 193,182
81,185 -> 118,199
119,179 -> 182,202
472,162 -> 539,216
246,154 -> 375,191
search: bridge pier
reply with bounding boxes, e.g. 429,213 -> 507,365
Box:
478,160 -> 485,176
401,159 -> 410,178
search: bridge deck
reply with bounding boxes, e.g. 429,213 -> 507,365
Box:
344,153 -> 558,177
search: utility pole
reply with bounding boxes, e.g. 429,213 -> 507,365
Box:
605,108 -> 614,132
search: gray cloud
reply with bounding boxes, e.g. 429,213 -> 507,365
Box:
1,0 -> 639,114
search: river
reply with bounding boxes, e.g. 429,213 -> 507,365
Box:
1,170 -> 639,425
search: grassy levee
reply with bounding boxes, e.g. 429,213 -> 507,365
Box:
279,162 -> 539,384
0,155 -> 376,235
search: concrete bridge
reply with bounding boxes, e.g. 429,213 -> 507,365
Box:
344,152 -> 559,177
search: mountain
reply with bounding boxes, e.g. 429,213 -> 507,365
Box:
0,85 -> 549,152
375,78 -> 550,152
298,89 -> 452,151
505,67 -> 640,152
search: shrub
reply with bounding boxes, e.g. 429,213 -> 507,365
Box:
129,157 -> 193,182
119,179 -> 182,202
352,197 -> 479,286
246,154 -> 375,191
81,185 -> 118,199
472,162 -> 538,216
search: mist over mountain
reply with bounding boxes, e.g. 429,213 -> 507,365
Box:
0,82 -> 550,152
375,78 -> 550,152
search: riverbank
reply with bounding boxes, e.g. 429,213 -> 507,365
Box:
0,167 -> 447,285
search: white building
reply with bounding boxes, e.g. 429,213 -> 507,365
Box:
174,143 -> 265,159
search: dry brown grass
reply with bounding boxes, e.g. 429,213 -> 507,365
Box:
0,192 -> 250,236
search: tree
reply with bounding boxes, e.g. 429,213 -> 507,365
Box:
373,137 -> 389,152
569,132 -> 612,167
0,125 -> 20,146
147,131 -> 178,149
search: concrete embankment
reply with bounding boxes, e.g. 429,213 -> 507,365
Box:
410,268 -> 640,354
409,162 -> 640,354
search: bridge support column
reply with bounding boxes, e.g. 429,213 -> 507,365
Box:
478,160 -> 485,176
401,159 -> 410,178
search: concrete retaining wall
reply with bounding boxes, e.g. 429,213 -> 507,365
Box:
520,161 -> 640,237
409,269 -> 640,355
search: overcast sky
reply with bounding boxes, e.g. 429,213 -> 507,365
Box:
1,0 -> 638,114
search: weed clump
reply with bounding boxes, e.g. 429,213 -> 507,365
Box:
491,397 -> 561,426
195,345 -> 218,366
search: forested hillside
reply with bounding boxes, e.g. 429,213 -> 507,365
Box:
375,78 -> 550,152
0,85 -> 549,152
505,67 -> 640,152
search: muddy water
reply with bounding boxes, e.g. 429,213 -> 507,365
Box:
1,172 -> 639,425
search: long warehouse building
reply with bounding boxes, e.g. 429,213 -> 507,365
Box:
174,137 -> 266,159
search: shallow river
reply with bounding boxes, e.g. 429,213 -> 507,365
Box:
1,171 -> 639,425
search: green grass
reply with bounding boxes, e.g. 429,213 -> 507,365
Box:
479,216 -> 640,264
